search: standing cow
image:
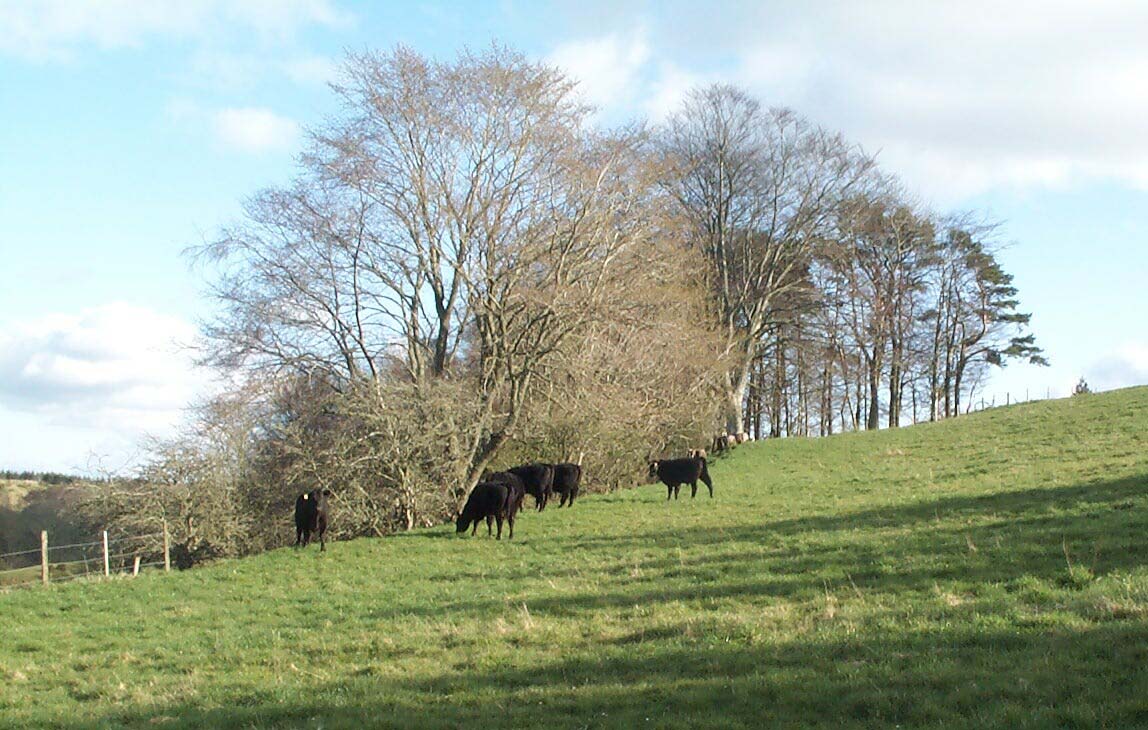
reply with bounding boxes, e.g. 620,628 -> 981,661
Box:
294,489 -> 332,550
457,472 -> 526,540
551,463 -> 583,508
648,457 -> 713,500
508,462 -> 555,511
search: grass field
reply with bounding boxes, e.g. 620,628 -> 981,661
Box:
2,387 -> 1147,728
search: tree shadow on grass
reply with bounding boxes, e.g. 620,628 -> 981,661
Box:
356,474 -> 1148,622
53,619 -> 1148,729
30,474 -> 1148,730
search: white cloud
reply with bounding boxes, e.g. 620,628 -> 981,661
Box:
642,61 -> 712,123
1089,342 -> 1148,392
547,1 -> 1148,203
212,107 -> 300,152
0,0 -> 351,61
726,1 -> 1148,203
547,28 -> 652,116
165,100 -> 302,154
0,303 -> 209,438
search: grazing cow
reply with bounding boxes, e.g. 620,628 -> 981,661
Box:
456,472 -> 525,540
508,462 -> 555,511
294,489 -> 332,550
551,463 -> 583,508
648,457 -> 713,500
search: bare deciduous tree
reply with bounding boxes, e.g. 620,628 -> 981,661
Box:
659,85 -> 877,434
195,46 -> 717,519
823,193 -> 937,429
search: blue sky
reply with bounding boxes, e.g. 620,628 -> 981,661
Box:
2,0 -> 1146,473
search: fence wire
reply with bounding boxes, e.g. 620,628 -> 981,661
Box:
0,546 -> 43,560
44,538 -> 104,552
0,564 -> 39,575
1,527 -> 170,590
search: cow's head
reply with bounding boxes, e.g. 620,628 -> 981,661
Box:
646,461 -> 659,481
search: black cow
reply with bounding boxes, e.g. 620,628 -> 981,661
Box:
551,463 -> 583,508
648,457 -> 713,500
294,489 -> 332,550
456,472 -> 526,540
508,462 -> 555,511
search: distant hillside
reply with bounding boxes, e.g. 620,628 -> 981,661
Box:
0,478 -> 93,568
0,470 -> 83,486
2,386 -> 1147,729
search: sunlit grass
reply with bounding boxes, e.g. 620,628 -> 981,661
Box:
2,387 -> 1147,728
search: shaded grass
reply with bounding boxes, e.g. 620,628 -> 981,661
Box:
2,387 -> 1148,728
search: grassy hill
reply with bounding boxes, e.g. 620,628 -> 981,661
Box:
2,387 -> 1147,729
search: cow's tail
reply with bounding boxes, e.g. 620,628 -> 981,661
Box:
503,481 -> 524,517
699,457 -> 713,490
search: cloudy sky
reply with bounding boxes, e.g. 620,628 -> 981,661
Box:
2,0 -> 1146,474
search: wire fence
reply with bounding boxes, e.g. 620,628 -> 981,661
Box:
0,523 -> 170,591
966,387 -> 1060,415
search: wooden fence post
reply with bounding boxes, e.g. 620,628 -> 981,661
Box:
102,530 -> 110,577
41,530 -> 48,586
132,556 -> 141,577
162,519 -> 171,572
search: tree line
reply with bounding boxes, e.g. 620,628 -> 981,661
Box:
81,45 -> 1042,565
0,471 -> 84,485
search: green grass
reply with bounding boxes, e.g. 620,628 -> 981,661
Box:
3,387 -> 1148,728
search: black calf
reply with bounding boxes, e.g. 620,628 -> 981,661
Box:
551,463 -> 583,507
647,457 -> 713,500
508,462 -> 555,511
294,489 -> 332,550
456,472 -> 526,540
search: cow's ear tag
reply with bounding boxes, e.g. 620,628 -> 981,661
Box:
303,494 -> 309,500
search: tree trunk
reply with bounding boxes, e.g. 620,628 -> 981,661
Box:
865,349 -> 882,431
867,375 -> 880,430
723,369 -> 749,436
953,351 -> 968,417
770,342 -> 785,438
887,368 -> 899,427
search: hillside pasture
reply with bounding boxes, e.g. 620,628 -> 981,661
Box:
2,388 -> 1147,728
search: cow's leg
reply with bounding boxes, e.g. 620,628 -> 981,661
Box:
667,483 -> 673,500
507,511 -> 515,540
319,527 -> 326,551
690,481 -> 698,498
295,527 -> 302,547
495,514 -> 504,540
